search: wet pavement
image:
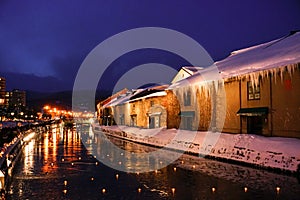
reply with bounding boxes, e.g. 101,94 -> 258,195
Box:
6,124 -> 300,199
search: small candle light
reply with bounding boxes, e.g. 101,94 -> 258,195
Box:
171,188 -> 175,195
138,188 -> 142,193
244,187 -> 248,192
212,187 -> 216,192
63,189 -> 67,194
115,174 -> 119,180
276,187 -> 280,193
173,167 -> 177,172
64,180 -> 67,186
102,188 -> 106,194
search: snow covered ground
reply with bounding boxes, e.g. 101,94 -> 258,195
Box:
98,125 -> 300,173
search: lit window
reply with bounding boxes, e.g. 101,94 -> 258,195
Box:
247,82 -> 260,100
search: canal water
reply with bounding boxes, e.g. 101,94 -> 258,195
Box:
6,124 -> 300,200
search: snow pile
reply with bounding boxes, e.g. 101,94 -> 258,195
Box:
99,125 -> 300,173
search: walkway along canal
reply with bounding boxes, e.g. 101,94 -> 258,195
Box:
5,123 -> 300,199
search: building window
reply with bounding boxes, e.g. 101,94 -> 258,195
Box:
247,82 -> 260,100
130,115 -> 137,126
150,101 -> 154,107
184,89 -> 191,106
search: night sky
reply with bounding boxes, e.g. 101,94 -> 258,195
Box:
0,0 -> 300,92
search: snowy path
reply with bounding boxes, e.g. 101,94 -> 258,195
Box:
98,125 -> 300,173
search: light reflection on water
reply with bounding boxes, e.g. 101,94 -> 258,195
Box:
23,139 -> 35,175
6,124 -> 300,200
86,126 -> 300,199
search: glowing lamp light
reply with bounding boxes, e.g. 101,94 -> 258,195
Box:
64,180 -> 67,186
155,170 -> 158,174
192,165 -> 196,169
115,174 -> 119,180
63,189 -> 67,194
71,162 -> 74,166
91,177 -> 94,181
95,162 -> 98,166
102,188 -> 106,194
244,187 -> 248,192
171,188 -> 175,195
276,187 -> 280,193
212,187 -> 216,192
78,157 -> 81,160
138,188 -> 142,193
173,167 -> 177,172
62,158 -> 64,162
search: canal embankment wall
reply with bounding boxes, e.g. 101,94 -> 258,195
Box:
97,125 -> 300,176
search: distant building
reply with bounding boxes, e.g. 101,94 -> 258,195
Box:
0,77 -> 5,106
97,88 -> 129,125
6,89 -> 26,107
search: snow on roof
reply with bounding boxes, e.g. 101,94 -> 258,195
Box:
216,31 -> 300,78
102,90 -> 138,108
183,66 -> 203,74
128,91 -> 166,102
169,31 -> 300,89
168,65 -> 221,89
102,85 -> 168,107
